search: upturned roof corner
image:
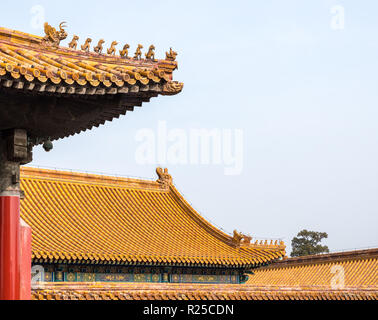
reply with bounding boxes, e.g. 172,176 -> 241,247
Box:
0,23 -> 183,144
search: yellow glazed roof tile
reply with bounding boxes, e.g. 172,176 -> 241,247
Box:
21,167 -> 286,267
31,282 -> 378,301
247,249 -> 378,288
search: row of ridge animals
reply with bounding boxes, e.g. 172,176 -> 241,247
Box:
42,22 -> 177,61
68,36 -> 157,60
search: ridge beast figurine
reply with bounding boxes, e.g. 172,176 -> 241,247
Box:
68,35 -> 79,50
94,39 -> 105,54
145,45 -> 156,60
107,41 -> 118,55
134,44 -> 143,60
120,44 -> 130,58
166,47 -> 178,61
81,38 -> 92,52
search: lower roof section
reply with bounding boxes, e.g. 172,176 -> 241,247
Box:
247,248 -> 378,288
32,282 -> 377,301
21,167 -> 286,268
32,249 -> 378,301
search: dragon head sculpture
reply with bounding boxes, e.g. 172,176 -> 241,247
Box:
41,22 -> 68,48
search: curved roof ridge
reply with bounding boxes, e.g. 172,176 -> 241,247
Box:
22,166 -> 286,251
21,167 -> 162,191
20,166 -> 286,266
0,26 -> 42,45
168,184 -> 234,246
164,171 -> 285,252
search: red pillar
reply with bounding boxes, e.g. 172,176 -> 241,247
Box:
19,219 -> 31,300
0,195 -> 20,300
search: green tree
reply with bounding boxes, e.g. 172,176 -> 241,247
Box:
291,230 -> 330,257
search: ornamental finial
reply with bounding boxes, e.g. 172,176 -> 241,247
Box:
166,47 -> 178,61
232,230 -> 243,246
156,167 -> 172,188
232,230 -> 252,247
41,22 -> 68,48
162,81 -> 184,96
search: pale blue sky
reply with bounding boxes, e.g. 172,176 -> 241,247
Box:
3,0 -> 378,253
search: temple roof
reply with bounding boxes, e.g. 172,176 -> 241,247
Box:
247,248 -> 378,288
20,167 -> 286,267
0,25 -> 183,142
